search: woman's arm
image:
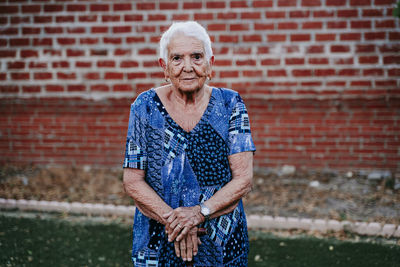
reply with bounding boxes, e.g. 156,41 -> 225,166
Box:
204,151 -> 253,218
123,168 -> 173,225
164,151 -> 253,241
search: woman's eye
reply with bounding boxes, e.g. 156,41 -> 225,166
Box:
193,54 -> 201,60
172,56 -> 181,61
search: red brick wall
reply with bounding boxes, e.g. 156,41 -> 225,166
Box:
1,0 -> 399,172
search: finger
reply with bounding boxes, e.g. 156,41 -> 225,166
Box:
166,212 -> 177,224
166,217 -> 179,235
186,235 -> 193,262
191,232 -> 198,256
168,223 -> 183,242
162,210 -> 173,218
180,238 -> 187,261
176,226 -> 190,242
174,241 -> 180,258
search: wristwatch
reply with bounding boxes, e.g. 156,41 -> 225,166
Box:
199,203 -> 211,221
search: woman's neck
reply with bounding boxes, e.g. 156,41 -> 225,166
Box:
170,85 -> 209,108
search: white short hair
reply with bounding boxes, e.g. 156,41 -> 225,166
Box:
159,21 -> 213,64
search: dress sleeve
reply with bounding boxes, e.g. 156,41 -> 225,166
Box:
228,94 -> 256,155
123,99 -> 148,170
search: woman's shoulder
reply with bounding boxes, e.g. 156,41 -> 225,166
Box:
130,88 -> 156,111
213,87 -> 242,107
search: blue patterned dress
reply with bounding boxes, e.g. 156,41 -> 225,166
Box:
123,87 -> 256,266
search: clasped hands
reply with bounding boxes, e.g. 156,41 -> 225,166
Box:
162,206 -> 205,262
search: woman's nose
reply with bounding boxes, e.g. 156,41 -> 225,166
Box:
183,57 -> 193,72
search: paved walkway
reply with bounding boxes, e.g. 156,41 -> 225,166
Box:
1,198 -> 399,238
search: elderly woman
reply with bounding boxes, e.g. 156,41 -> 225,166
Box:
123,21 -> 256,266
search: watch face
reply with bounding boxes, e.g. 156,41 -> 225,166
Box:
201,204 -> 210,216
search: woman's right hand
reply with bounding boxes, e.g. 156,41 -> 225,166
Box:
174,226 -> 201,262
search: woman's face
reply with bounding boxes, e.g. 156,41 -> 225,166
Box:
160,35 -> 214,93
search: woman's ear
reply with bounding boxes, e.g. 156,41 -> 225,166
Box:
159,58 -> 167,69
159,58 -> 169,81
209,55 -> 215,67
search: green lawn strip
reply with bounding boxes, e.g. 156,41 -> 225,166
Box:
0,214 -> 132,266
1,214 -> 399,267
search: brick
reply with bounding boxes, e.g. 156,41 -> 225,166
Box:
254,0 -> 273,7
351,20 -> 371,29
73,15 -> 93,22
340,33 -> 361,41
313,10 -> 334,17
302,0 -> 321,6
364,32 -> 386,40
266,11 -> 286,18
278,0 -> 297,6
278,22 -> 298,30
389,32 -> 400,40
326,0 -> 346,5
206,1 -> 225,8
160,2 -> 178,9
91,85 -> 109,92
292,69 -> 312,77
114,84 -> 133,92
10,38 -> 30,46
243,34 -> 262,42
268,34 -> 286,42
46,85 -> 64,92
44,4 -> 63,12
113,26 -> 131,33
148,14 -> 167,21
90,4 -> 109,12
254,23 -> 274,30
56,16 -> 74,23
22,86 -> 41,93
384,56 -> 400,64
285,58 -> 305,65
183,2 -> 202,9
268,69 -> 287,77
327,21 -> 347,29
11,72 -> 30,80
67,4 -> 86,12
34,72 -> 52,80
350,0 -> 371,5
230,0 -> 248,8
375,20 -> 395,28
356,44 -> 375,53
194,13 -> 214,20
29,62 -> 47,69
337,9 -> 358,17
302,22 -> 323,29
67,85 -> 86,92
57,72 -> 76,80
113,3 -> 131,11
136,2 -> 155,10
10,17 -> 30,24
307,45 -> 324,53
219,35 -> 239,43
338,69 -> 360,76
331,45 -> 350,53
102,15 -> 120,22
44,27 -> 63,34
290,11 -> 310,18
127,72 -> 146,79
290,34 -> 311,42
57,38 -> 75,45
20,50 -> 38,58
1,50 -> 17,58
124,14 -> 143,22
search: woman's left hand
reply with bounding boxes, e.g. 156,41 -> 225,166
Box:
174,226 -> 200,262
163,206 -> 204,242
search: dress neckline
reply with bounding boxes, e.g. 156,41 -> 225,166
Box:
152,87 -> 216,134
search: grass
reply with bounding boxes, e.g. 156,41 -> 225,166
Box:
0,213 -> 399,267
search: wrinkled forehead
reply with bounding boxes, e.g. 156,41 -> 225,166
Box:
167,34 -> 205,56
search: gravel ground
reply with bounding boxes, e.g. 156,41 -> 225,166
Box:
1,164 -> 399,225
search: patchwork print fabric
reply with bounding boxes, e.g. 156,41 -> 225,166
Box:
123,88 -> 256,266
229,96 -> 251,134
